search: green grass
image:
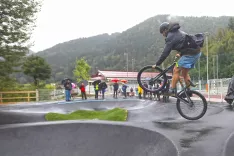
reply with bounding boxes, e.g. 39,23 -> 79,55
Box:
45,108 -> 128,121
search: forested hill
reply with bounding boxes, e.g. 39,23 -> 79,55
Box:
36,15 -> 231,82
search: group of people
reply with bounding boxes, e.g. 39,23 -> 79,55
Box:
112,82 -> 129,99
93,80 -> 108,100
63,79 -> 87,101
63,79 -> 130,101
93,81 -> 134,99
134,78 -> 172,102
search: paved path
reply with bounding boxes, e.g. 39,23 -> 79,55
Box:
0,96 -> 233,156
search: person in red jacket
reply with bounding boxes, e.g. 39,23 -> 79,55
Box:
79,83 -> 87,100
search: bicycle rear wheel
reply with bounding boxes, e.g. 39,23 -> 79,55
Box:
176,90 -> 207,120
137,65 -> 167,92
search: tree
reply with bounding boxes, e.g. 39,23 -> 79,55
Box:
228,17 -> 234,31
73,57 -> 91,83
0,0 -> 41,79
23,55 -> 51,87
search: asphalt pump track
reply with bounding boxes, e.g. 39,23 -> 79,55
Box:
0,98 -> 234,156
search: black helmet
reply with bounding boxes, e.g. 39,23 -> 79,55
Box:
159,22 -> 169,34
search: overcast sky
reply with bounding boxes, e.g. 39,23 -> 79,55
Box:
30,0 -> 233,52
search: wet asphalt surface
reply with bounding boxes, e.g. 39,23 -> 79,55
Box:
0,97 -> 234,156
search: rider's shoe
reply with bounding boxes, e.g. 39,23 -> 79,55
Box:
165,88 -> 176,96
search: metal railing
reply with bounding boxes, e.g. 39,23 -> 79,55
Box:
0,79 -> 231,104
176,78 -> 231,102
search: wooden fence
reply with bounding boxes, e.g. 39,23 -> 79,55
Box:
0,90 -> 39,104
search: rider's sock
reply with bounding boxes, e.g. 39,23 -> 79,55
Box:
171,88 -> 176,92
169,88 -> 176,94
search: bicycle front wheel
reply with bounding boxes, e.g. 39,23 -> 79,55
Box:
137,65 -> 167,93
176,90 -> 207,120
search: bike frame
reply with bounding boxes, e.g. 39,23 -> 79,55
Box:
152,56 -> 194,106
175,79 -> 194,106
151,62 -> 176,83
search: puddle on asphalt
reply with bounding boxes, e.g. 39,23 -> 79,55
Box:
179,126 -> 222,149
154,122 -> 183,129
153,120 -> 201,130
153,120 -> 222,150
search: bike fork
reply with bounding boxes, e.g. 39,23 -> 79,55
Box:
176,89 -> 193,107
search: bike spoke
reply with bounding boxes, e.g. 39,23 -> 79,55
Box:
137,66 -> 167,93
176,90 -> 207,120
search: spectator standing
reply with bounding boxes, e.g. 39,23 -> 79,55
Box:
79,83 -> 87,100
64,79 -> 72,101
94,83 -> 99,100
113,82 -> 119,99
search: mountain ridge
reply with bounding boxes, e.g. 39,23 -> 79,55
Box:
35,14 -> 232,82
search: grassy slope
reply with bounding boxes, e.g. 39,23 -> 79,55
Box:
45,108 -> 128,121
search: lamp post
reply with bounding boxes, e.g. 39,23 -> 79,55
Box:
198,57 -> 201,91
132,58 -> 134,72
205,32 -> 210,102
216,54 -> 219,79
124,53 -> 128,79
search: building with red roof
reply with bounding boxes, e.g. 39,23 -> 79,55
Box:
90,70 -> 173,84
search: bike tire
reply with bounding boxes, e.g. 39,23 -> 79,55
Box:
176,90 -> 208,120
137,65 -> 167,93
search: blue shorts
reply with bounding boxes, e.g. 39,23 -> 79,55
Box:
177,52 -> 201,69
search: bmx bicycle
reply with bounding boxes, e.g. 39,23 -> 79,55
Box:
137,56 -> 207,120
